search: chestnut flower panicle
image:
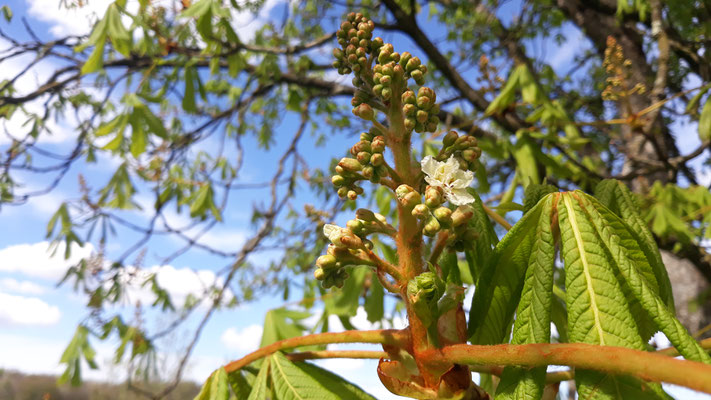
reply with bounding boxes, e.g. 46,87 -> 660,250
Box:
421,155 -> 475,206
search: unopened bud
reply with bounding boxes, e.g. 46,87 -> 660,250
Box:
433,207 -> 453,228
337,187 -> 348,197
423,216 -> 441,237
381,87 -> 392,100
347,190 -> 358,200
416,110 -> 429,124
370,153 -> 384,166
403,104 -> 417,117
354,103 -> 374,120
316,254 -> 338,270
412,204 -> 430,219
452,205 -> 474,227
406,57 -> 421,72
425,186 -> 444,208
314,268 -> 325,280
462,149 -> 478,163
357,151 -> 371,165
443,131 -> 458,147
400,52 -> 412,67
402,90 -> 416,105
338,157 -> 362,173
362,166 -> 374,179
416,96 -> 431,110
331,175 -> 346,187
371,136 -> 385,153
360,131 -> 374,141
346,219 -> 365,235
404,117 -> 416,131
411,69 -> 424,85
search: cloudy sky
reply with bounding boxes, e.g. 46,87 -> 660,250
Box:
0,1 -> 709,400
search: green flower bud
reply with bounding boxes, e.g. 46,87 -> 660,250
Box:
381,87 -> 392,100
452,205 -> 474,227
433,207 -> 453,228
373,73 -> 382,84
416,109 -> 429,124
360,131 -> 374,141
355,208 -> 376,221
405,57 -> 421,72
372,84 -> 383,96
423,216 -> 441,237
392,64 -> 404,79
346,44 -> 356,55
396,184 -> 414,198
341,21 -> 353,31
443,131 -> 458,147
371,136 -> 385,153
347,53 -> 358,64
419,65 -> 428,74
346,219 -> 365,235
403,103 -> 417,117
379,75 -> 392,86
356,47 -> 366,57
349,37 -> 359,46
400,52 -> 412,67
371,37 -> 384,51
314,268 -> 325,280
412,204 -> 430,219
331,174 -> 346,187
347,190 -> 358,200
337,187 -> 348,198
316,254 -> 338,270
404,117 -> 416,132
428,115 -> 440,125
411,69 -> 424,85
361,165 -> 375,179
416,96 -> 431,110
356,151 -> 371,165
414,122 -> 425,133
382,64 -> 394,76
370,153 -> 384,166
335,165 -> 345,175
391,52 -> 400,62
353,103 -> 374,120
332,60 -> 342,69
462,149 -> 478,163
425,186 -> 444,208
425,121 -> 438,132
338,157 -> 362,172
402,89 -> 416,104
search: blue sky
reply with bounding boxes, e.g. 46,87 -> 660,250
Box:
0,1 -> 709,399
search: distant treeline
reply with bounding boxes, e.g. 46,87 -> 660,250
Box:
0,370 -> 200,400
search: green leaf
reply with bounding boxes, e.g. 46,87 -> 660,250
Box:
578,193 -> 711,364
228,370 -> 252,399
58,325 -> 97,387
246,359 -> 270,400
106,4 -> 131,57
81,35 -> 107,75
2,5 -> 13,22
194,368 -> 229,400
270,352 -> 376,399
181,0 -> 213,18
494,195 -> 556,400
183,66 -> 198,112
594,179 -> 674,312
557,192 -> 678,398
323,266 -> 367,317
463,190 -> 498,283
130,123 -> 147,158
512,134 -> 540,186
363,271 -> 384,323
485,65 -> 522,115
685,84 -> 710,114
260,308 -> 312,349
698,95 -> 711,141
468,194 -> 549,344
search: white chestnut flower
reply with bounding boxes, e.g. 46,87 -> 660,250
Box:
420,155 -> 475,206
323,223 -> 348,247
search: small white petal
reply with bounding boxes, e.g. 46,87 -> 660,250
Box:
446,189 -> 475,206
323,224 -> 340,241
443,156 -> 461,175
449,169 -> 475,188
421,156 -> 438,177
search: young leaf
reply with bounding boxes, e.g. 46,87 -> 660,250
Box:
594,179 -> 674,312
270,352 -> 376,399
468,194 -> 549,344
494,195 -> 556,400
228,370 -> 252,399
698,96 -> 711,141
463,190 -> 498,282
194,368 -> 229,400
106,4 -> 131,57
485,65 -> 522,115
183,66 -> 198,112
579,193 -> 711,364
558,192 -> 675,399
363,271 -> 384,323
259,308 -> 312,349
246,359 -> 270,400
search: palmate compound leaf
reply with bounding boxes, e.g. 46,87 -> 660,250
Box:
579,193 -> 711,364
268,351 -> 376,400
194,367 -> 229,400
468,194 -> 550,345
557,191 -> 704,399
464,189 -> 499,283
594,179 -> 674,313
494,195 -> 556,400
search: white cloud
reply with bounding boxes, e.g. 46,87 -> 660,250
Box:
0,292 -> 60,326
0,278 -> 47,295
26,0 -> 111,37
0,241 -> 94,280
220,324 -> 263,353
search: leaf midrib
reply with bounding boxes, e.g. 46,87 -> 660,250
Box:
563,194 -> 605,345
272,354 -> 305,400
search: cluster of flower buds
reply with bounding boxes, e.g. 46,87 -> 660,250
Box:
402,87 -> 440,133
315,210 -> 395,288
412,192 -> 454,237
332,130 -> 387,199
399,52 -> 427,85
407,271 -> 444,328
333,13 -> 381,77
372,58 -> 404,102
437,131 -> 482,173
